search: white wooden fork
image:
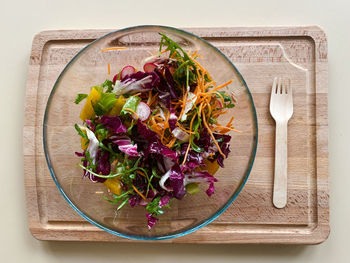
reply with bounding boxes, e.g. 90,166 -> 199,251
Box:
270,77 -> 293,209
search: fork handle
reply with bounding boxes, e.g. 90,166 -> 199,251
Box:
273,121 -> 288,208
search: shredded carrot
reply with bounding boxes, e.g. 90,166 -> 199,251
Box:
207,80 -> 233,94
132,184 -> 149,202
193,60 -> 215,84
196,68 -> 203,92
148,94 -> 158,106
215,91 -> 225,107
177,123 -> 191,133
136,170 -> 146,177
165,137 -> 176,148
212,110 -> 228,118
107,63 -> 111,75
212,126 -> 240,134
123,108 -> 139,119
178,92 -> 188,120
182,113 -> 197,165
226,116 -> 234,127
194,59 -> 205,73
160,111 -> 171,145
202,113 -> 226,158
133,92 -> 142,97
101,47 -> 126,52
147,90 -> 152,105
206,100 -> 212,116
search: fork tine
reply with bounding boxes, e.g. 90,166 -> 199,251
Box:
272,77 -> 277,94
277,77 -> 282,94
287,80 -> 292,95
282,81 -> 287,94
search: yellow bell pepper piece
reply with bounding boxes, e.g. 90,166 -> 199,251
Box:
107,95 -> 126,116
204,159 -> 220,175
104,178 -> 122,196
80,87 -> 101,121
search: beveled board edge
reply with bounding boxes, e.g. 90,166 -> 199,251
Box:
23,26 -> 329,244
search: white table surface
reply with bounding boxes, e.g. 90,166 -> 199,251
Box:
1,0 -> 348,262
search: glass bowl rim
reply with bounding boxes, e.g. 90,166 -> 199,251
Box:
43,24 -> 258,241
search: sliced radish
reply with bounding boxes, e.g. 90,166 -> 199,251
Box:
120,65 -> 136,79
136,102 -> 151,121
143,62 -> 157,72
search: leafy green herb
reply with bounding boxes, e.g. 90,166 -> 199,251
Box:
98,142 -> 118,156
146,173 -> 154,198
216,91 -> 232,102
78,157 -> 142,180
209,117 -> 217,124
159,33 -> 197,87
104,190 -> 133,208
102,79 -> 114,93
192,116 -> 201,140
74,124 -> 88,140
172,140 -> 183,151
215,91 -> 235,108
147,108 -> 159,129
187,114 -> 203,153
74,94 -> 88,104
145,196 -> 169,216
95,124 -> 109,141
151,167 -> 162,179
204,73 -> 211,82
190,135 -> 203,153
127,120 -> 135,135
117,198 -> 130,210
216,138 -> 224,143
81,151 -> 96,171
159,33 -> 192,62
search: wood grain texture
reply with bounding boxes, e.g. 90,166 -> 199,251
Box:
23,26 -> 329,244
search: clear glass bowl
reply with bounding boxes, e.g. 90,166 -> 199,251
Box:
43,25 -> 258,240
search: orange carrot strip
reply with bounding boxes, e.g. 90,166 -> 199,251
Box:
178,92 -> 188,120
123,108 -> 139,119
107,63 -> 111,75
202,113 -> 226,158
226,116 -> 234,127
182,113 -> 197,165
191,50 -> 198,58
215,91 -> 225,107
193,60 -> 214,84
213,126 -> 242,134
177,124 -> 191,133
149,94 -> 158,106
101,47 -> 126,52
207,80 -> 233,94
147,90 -> 152,105
165,137 -> 176,148
132,185 -> 149,202
136,170 -> 146,177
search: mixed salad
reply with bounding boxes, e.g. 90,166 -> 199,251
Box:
74,34 -> 238,229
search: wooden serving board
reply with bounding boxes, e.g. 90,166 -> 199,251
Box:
24,26 -> 329,244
